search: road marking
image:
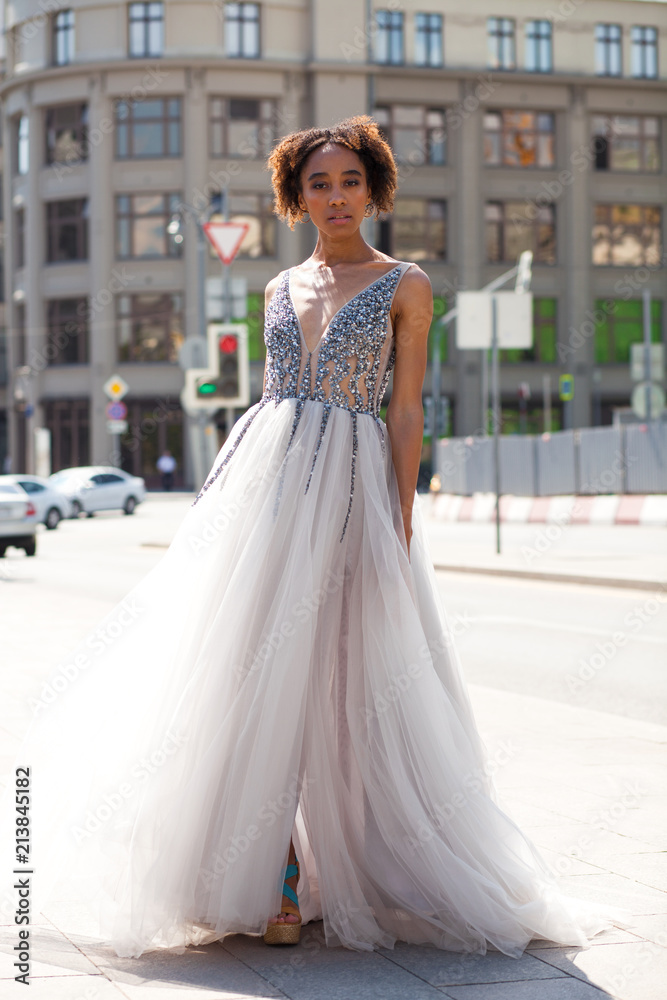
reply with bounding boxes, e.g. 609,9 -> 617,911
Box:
464,615 -> 667,644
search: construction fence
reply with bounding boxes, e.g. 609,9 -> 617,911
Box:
434,421 -> 667,496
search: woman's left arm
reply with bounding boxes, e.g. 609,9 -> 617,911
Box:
386,266 -> 434,559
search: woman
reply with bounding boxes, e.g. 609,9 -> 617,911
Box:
0,116 -> 626,959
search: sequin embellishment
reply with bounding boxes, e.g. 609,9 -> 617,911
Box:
192,263 -> 408,538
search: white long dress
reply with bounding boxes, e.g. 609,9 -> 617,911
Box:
0,261 -> 628,959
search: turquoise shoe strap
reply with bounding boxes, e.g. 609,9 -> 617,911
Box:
281,861 -> 299,907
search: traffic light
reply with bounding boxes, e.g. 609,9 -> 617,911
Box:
181,323 -> 249,413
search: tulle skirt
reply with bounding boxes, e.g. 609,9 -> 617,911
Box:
0,397 -> 629,958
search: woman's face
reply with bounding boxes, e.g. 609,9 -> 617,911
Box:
298,143 -> 370,235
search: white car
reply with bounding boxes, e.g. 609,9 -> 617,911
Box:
0,474 -> 72,529
49,466 -> 146,517
0,482 -> 38,557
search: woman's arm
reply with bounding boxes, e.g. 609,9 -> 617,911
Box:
386,266 -> 434,558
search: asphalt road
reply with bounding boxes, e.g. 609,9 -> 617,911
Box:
1,496 -> 664,733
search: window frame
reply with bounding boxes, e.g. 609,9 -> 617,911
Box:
115,192 -> 183,259
483,110 -> 556,169
593,298 -> 663,364
595,23 -> 622,77
378,197 -> 447,262
114,96 -> 182,159
208,96 -> 276,159
631,25 -> 658,79
45,103 -> 89,166
46,198 -> 89,263
415,12 -> 443,68
487,17 -> 516,71
52,8 -> 75,66
128,1 -> 164,59
46,297 -> 89,365
116,291 -> 184,364
373,104 -> 446,166
208,191 -> 277,259
375,10 -> 405,66
525,19 -> 552,73
485,200 -> 556,265
592,204 -> 662,268
224,2 -> 261,59
592,115 -> 660,173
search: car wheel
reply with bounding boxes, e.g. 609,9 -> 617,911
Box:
86,511 -> 95,518
0,545 -> 6,558
45,507 -> 61,530
24,539 -> 37,557
124,496 -> 137,515
70,500 -> 82,518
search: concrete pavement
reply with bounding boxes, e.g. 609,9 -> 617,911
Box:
0,496 -> 664,999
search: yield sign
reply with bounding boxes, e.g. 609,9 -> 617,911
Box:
203,221 -> 250,264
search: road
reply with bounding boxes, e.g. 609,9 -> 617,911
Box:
1,496 -> 665,734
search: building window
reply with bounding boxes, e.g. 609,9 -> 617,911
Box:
378,199 -> 446,261
14,209 -> 25,269
224,2 -> 260,58
488,17 -> 515,70
209,193 -> 276,258
594,299 -> 662,363
595,24 -> 622,76
593,116 -> 660,172
43,399 -> 90,471
485,201 -> 556,265
501,298 -> 557,363
46,299 -> 89,364
52,9 -> 75,65
120,397 -> 184,488
117,292 -> 184,363
46,104 -> 89,165
525,19 -> 552,72
209,98 -> 275,158
46,198 -> 89,262
375,10 -> 404,65
415,13 -> 443,67
115,98 -> 181,158
128,1 -> 164,58
631,26 -> 658,78
374,105 -> 445,165
484,111 -> 555,168
592,205 -> 661,267
116,193 -> 183,258
16,116 -> 29,176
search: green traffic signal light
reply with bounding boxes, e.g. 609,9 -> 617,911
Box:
197,382 -> 217,395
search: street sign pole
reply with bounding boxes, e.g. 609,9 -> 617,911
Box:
221,187 -> 236,442
491,295 -> 501,555
643,288 -> 653,422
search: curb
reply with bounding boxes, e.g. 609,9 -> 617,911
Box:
428,492 -> 667,526
432,563 -> 665,592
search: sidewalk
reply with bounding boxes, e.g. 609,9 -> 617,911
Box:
1,499 -> 664,999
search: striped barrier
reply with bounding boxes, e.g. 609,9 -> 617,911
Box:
426,492 -> 667,527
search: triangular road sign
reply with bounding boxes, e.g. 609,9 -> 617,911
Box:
203,221 -> 250,264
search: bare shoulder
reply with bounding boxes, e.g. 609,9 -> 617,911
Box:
264,270 -> 287,309
394,263 -> 433,318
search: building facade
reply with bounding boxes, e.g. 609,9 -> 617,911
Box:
1,0 -> 665,486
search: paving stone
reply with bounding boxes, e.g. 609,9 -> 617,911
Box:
0,924 -> 99,979
600,854 -> 667,893
439,976 -> 612,999
558,873 -> 667,914
376,941 -> 567,986
532,940 -> 667,1000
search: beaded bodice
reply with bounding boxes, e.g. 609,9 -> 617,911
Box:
192,261 -> 412,540
262,263 -> 409,416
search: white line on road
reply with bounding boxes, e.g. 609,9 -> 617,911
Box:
465,615 -> 667,644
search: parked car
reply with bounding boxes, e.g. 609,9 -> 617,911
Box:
49,466 -> 146,517
0,482 -> 38,557
0,474 -> 72,529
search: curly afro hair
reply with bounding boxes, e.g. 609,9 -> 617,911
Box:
267,115 -> 398,229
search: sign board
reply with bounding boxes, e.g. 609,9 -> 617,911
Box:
103,374 -> 129,400
106,401 -> 127,420
203,221 -> 250,265
631,381 -> 666,420
206,276 -> 248,320
559,374 -> 574,401
630,343 -> 664,382
178,336 -> 209,371
107,419 -> 128,434
456,291 -> 533,350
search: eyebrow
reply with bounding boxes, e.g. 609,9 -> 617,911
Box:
306,168 -> 363,181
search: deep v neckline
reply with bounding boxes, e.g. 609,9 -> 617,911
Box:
287,264 -> 402,356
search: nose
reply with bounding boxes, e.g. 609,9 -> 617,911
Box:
329,186 -> 346,205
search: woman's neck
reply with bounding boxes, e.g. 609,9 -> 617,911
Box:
308,232 -> 382,269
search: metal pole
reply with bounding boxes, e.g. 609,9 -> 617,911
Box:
643,288 -> 652,422
491,295 -> 501,555
543,374 -> 551,432
431,326 -> 441,477
221,186 -> 236,439
481,347 -> 489,435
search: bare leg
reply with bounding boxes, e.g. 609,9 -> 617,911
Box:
267,837 -> 300,925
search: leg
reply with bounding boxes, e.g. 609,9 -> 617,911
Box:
267,837 -> 300,925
